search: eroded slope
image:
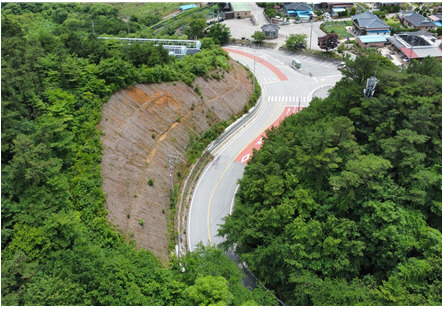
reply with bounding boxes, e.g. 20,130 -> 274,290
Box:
99,60 -> 252,262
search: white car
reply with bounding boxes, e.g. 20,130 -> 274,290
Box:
337,62 -> 346,70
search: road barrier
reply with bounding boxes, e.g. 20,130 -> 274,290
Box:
177,71 -> 263,254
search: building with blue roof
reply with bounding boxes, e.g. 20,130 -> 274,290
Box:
179,4 -> 197,12
282,3 -> 313,19
352,11 -> 390,36
356,35 -> 388,48
429,13 -> 442,27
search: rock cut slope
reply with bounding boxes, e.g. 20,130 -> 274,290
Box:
98,59 -> 252,262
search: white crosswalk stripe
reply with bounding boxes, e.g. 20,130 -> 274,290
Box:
267,96 -> 312,103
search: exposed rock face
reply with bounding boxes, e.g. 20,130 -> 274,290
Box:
99,59 -> 252,262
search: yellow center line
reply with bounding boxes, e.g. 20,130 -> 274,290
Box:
207,87 -> 283,246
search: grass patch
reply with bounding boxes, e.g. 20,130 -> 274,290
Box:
321,20 -> 353,39
385,18 -> 401,28
112,2 -> 190,19
148,6 -> 212,36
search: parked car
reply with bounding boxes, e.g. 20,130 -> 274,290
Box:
337,62 -> 346,70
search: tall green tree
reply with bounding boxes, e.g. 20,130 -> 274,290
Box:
205,23 -> 230,45
285,33 -> 307,51
251,31 -> 266,44
184,18 -> 207,40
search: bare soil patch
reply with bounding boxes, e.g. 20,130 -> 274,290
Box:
99,59 -> 252,263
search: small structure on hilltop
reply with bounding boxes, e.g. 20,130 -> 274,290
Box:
179,4 -> 197,12
261,24 -> 280,39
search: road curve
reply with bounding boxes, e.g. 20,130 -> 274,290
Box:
187,46 -> 342,251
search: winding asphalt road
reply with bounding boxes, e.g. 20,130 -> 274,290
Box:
187,46 -> 342,251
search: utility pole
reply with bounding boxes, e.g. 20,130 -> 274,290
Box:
126,17 -> 130,34
309,19 -> 313,53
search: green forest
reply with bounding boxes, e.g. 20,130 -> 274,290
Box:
1,3 -> 275,306
219,52 -> 442,305
2,2 -> 442,306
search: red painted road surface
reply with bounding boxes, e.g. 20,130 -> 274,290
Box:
235,106 -> 303,164
222,48 -> 288,81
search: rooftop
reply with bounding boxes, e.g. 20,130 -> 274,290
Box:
261,24 -> 280,32
179,4 -> 197,11
358,35 -> 388,43
387,34 -> 442,59
282,2 -> 312,11
352,11 -> 390,29
404,13 -> 437,27
231,2 -> 251,12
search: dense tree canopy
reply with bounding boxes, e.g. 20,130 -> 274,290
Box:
205,22 -> 231,45
1,5 -> 276,306
219,53 -> 442,305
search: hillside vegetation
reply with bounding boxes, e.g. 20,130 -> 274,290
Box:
220,52 -> 442,305
1,3 -> 276,306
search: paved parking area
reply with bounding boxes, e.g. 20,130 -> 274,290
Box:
223,18 -> 261,41
222,17 -> 326,50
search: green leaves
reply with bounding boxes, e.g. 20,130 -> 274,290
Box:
184,275 -> 233,306
220,53 -> 442,305
205,23 -> 230,45
184,18 -> 206,40
330,154 -> 392,190
1,5 -> 244,306
285,34 -> 307,51
251,31 -> 266,44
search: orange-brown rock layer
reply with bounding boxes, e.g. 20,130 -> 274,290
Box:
98,59 -> 252,263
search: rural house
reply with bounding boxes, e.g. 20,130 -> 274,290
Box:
401,13 -> 438,31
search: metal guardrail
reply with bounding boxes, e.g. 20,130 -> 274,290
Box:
207,96 -> 262,153
178,81 -> 263,255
